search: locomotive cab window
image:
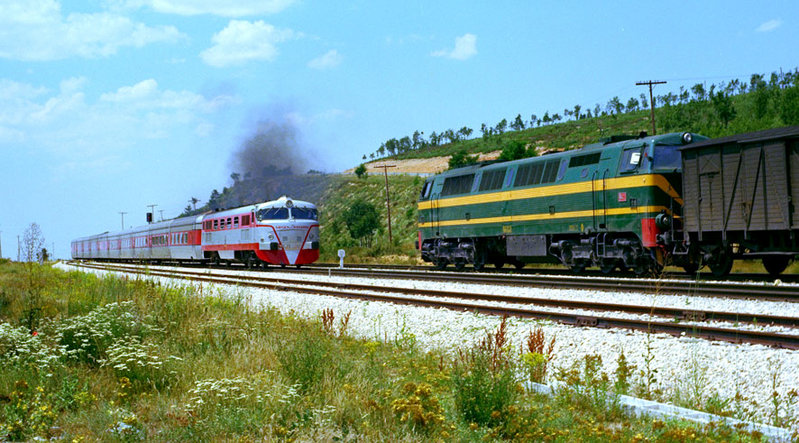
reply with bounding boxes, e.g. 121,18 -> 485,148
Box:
292,207 -> 318,220
619,147 -> 645,173
419,180 -> 433,200
258,207 -> 289,220
651,145 -> 682,172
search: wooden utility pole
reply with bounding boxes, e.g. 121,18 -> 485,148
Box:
374,164 -> 396,243
636,80 -> 666,135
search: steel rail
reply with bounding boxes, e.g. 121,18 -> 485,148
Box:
70,261 -> 799,349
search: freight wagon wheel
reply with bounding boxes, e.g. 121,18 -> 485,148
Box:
473,258 -> 485,271
433,258 -> 448,270
513,260 -> 525,270
762,256 -> 790,277
453,260 -> 466,272
682,263 -> 699,275
707,250 -> 733,278
492,259 -> 505,269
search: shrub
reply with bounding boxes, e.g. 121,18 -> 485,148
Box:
57,301 -> 144,365
101,337 -> 181,389
0,322 -> 59,371
451,318 -> 519,427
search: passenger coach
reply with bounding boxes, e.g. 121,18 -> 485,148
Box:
72,196 -> 320,267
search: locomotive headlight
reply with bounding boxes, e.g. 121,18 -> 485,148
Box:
681,132 -> 693,144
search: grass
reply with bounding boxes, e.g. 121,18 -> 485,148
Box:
0,261 -> 786,440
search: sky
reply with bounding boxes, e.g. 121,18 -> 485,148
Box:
1,0 -> 798,260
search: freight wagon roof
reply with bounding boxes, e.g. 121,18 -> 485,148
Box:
680,125 -> 799,150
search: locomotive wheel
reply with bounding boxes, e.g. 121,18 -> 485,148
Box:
762,256 -> 791,277
569,263 -> 586,274
599,260 -> 616,275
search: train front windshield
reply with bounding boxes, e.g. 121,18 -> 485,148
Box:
256,207 -> 318,221
257,207 -> 289,220
291,207 -> 318,220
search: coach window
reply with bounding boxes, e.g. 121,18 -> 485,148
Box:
234,217 -> 239,228
619,147 -> 644,173
213,220 -> 218,230
227,218 -> 232,229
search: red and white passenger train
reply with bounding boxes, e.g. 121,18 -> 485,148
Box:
71,196 -> 320,267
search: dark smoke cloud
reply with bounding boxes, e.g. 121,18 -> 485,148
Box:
231,118 -> 309,179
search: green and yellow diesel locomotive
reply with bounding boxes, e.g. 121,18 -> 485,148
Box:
417,131 -> 707,274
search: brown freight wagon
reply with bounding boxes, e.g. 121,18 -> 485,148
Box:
680,126 -> 799,276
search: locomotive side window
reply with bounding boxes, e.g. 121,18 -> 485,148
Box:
441,174 -> 475,196
619,147 -> 644,173
568,152 -> 601,168
478,168 -> 506,191
540,159 -> 560,184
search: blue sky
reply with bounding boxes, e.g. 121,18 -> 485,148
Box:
1,0 -> 797,259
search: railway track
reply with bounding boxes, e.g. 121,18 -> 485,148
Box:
297,264 -> 799,302
69,261 -> 799,350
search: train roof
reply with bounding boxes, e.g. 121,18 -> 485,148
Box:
680,125 -> 799,150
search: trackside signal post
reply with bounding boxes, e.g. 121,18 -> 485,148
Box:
374,164 -> 396,244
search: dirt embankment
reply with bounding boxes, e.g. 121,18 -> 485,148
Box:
344,151 -> 502,175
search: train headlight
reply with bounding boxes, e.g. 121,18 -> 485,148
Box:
681,132 -> 693,144
285,199 -> 293,208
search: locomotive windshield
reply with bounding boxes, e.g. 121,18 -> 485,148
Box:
651,145 -> 682,171
292,207 -> 318,220
257,207 -> 289,220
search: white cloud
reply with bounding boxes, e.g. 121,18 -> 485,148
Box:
132,0 -> 296,17
0,0 -> 183,61
756,19 -> 782,32
0,77 -> 236,154
201,20 -> 298,67
431,33 -> 477,60
308,50 -> 342,70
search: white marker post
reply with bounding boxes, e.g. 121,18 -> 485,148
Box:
337,249 -> 346,269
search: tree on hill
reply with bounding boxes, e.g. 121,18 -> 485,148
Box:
781,86 -> 799,125
448,150 -> 479,169
711,89 -> 736,127
354,164 -> 368,179
344,199 -> 380,247
498,139 -> 532,161
495,119 -> 507,135
511,114 -> 526,131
